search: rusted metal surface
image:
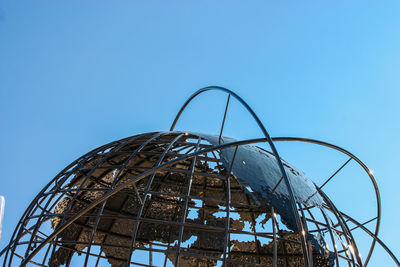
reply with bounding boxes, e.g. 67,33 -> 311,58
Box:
0,132 -> 334,266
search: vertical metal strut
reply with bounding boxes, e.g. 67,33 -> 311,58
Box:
174,137 -> 201,266
126,133 -> 185,266
222,145 -> 238,266
219,94 -> 231,144
170,86 -> 312,265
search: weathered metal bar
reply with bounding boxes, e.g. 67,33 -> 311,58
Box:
125,133 -> 185,266
174,137 -> 201,266
320,158 -> 352,190
222,146 -> 237,266
219,94 -> 231,144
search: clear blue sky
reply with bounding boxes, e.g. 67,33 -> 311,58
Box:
1,1 -> 399,265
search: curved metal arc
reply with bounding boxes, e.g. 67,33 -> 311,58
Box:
318,186 -> 362,265
174,136 -> 201,266
170,86 -> 311,265
84,132 -> 166,266
22,134 -> 143,265
20,136 -> 271,266
338,211 -> 400,266
126,133 -> 185,266
3,134 -> 148,266
0,245 -> 8,259
2,137 -> 126,266
170,86 -> 263,134
12,131 -> 387,266
272,136 -> 381,266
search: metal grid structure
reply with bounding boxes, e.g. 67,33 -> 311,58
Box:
0,87 -> 398,267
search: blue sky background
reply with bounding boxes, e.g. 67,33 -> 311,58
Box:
0,1 -> 399,265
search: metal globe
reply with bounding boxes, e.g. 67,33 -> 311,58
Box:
1,87 -> 398,267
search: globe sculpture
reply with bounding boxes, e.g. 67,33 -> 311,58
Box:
1,87 -> 398,267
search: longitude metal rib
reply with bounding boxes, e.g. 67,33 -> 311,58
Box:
0,86 -> 398,267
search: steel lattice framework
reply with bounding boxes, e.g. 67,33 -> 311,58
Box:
0,87 -> 398,267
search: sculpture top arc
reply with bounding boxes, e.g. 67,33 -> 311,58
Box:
170,86 -> 314,265
169,86 -> 383,267
1,86 -> 398,267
